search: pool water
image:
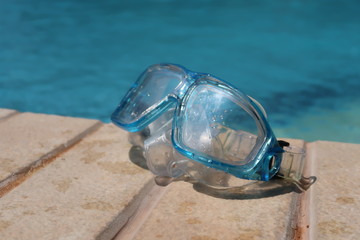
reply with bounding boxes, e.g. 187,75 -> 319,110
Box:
1,0 -> 359,143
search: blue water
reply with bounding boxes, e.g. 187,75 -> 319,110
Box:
1,0 -> 360,143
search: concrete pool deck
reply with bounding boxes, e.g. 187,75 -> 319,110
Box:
0,108 -> 359,240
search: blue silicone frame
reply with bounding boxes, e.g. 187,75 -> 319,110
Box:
111,63 -> 284,181
111,64 -> 194,132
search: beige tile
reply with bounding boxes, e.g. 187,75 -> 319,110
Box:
0,112 -> 101,190
134,182 -> 295,240
0,124 -> 153,240
132,139 -> 306,240
2,109 -> 358,240
308,141 -> 360,240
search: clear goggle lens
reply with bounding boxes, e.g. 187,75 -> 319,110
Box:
112,64 -> 186,127
177,82 -> 261,165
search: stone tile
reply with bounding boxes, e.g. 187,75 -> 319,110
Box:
308,141 -> 360,240
134,182 -> 294,240
132,139 -> 306,240
0,108 -> 17,120
0,112 -> 101,192
1,109 -> 358,240
0,124 -> 153,240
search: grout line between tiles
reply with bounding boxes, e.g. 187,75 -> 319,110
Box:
110,180 -> 168,240
290,141 -> 317,240
0,121 -> 103,198
0,111 -> 20,123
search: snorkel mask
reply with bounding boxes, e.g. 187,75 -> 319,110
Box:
111,64 -> 305,188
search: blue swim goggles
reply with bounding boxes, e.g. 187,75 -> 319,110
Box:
111,64 -> 305,185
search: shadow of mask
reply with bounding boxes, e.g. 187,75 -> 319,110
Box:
191,176 -> 316,200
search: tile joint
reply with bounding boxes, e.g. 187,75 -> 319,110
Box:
92,179 -> 168,240
0,121 -> 104,198
110,180 -> 168,240
0,111 -> 20,123
288,141 -> 317,240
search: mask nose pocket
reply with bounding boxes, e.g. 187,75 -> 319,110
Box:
144,123 -> 188,178
145,128 -> 173,177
